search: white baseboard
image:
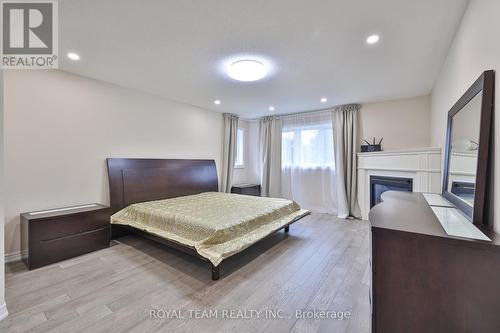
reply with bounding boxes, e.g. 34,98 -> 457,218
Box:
0,303 -> 8,321
5,251 -> 22,263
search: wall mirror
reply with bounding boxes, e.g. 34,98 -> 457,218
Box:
442,70 -> 495,225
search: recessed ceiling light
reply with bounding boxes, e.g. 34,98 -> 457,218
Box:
67,52 -> 80,61
366,34 -> 380,45
269,106 -> 275,111
320,97 -> 328,103
214,100 -> 221,105
227,59 -> 268,82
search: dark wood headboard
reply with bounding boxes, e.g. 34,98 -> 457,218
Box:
106,158 -> 218,213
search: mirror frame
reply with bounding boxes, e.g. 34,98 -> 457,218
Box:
442,70 -> 495,225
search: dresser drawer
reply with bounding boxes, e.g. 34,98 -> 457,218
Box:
29,210 -> 109,242
28,227 -> 110,269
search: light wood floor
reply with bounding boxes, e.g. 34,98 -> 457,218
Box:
2,214 -> 371,333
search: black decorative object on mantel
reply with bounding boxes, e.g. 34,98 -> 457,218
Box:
361,137 -> 383,152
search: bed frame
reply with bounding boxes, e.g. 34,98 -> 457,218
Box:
106,158 -> 308,280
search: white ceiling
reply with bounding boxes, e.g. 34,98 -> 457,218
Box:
59,0 -> 469,118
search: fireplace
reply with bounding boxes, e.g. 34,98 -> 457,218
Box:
370,176 -> 413,208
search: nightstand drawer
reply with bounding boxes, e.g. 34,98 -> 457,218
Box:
28,210 -> 109,242
231,184 -> 261,196
29,227 -> 110,269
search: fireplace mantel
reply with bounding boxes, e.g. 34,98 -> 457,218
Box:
357,147 -> 442,220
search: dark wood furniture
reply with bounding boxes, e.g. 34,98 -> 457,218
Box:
107,158 -> 308,280
231,183 -> 261,196
442,70 -> 495,225
370,191 -> 500,333
21,204 -> 110,270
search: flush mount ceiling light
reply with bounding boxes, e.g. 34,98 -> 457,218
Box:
214,100 -> 221,105
366,34 -> 380,45
219,54 -> 276,83
268,106 -> 275,111
227,59 -> 268,82
67,52 -> 80,60
320,97 -> 328,103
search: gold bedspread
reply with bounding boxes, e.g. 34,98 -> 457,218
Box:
111,192 -> 310,265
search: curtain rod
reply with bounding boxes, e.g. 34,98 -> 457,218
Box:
240,103 -> 360,121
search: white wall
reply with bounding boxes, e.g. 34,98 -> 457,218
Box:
4,70 -> 223,255
0,70 -> 7,320
359,95 -> 431,151
431,0 -> 500,231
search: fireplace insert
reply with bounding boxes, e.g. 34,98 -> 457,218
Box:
370,176 -> 413,208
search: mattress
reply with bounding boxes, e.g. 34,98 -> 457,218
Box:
111,192 -> 310,265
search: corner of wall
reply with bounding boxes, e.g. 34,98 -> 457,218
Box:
0,69 -> 6,320
429,0 -> 500,231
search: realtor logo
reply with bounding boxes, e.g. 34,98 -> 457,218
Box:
1,0 -> 58,69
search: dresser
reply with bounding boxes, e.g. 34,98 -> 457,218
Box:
370,191 -> 500,333
21,204 -> 110,269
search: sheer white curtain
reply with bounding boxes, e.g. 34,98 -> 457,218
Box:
281,111 -> 338,214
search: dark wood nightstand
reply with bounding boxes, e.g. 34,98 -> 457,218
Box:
231,184 -> 261,197
21,203 -> 110,270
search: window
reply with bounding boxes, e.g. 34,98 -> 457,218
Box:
235,127 -> 244,168
280,112 -> 337,213
282,122 -> 334,169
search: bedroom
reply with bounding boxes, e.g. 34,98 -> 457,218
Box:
0,0 -> 499,332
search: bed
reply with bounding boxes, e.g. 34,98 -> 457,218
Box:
107,158 -> 310,280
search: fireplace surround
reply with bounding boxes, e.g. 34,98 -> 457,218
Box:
357,148 -> 442,219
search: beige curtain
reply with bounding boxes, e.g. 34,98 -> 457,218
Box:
260,116 -> 282,197
221,113 -> 239,193
332,104 -> 361,218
